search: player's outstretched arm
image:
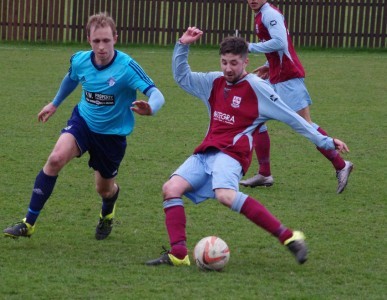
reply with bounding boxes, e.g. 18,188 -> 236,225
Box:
179,27 -> 203,45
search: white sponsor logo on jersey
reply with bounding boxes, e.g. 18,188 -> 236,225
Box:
213,111 -> 235,125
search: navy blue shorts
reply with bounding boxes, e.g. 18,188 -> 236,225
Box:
61,106 -> 127,179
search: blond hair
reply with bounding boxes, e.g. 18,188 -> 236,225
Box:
86,12 -> 117,37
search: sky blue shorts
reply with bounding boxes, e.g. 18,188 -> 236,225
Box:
61,106 -> 127,179
172,149 -> 243,204
272,78 -> 312,112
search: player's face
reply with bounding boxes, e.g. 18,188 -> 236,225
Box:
247,0 -> 267,12
220,53 -> 248,84
88,25 -> 117,66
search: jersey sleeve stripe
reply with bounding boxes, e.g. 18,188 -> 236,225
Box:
129,60 -> 154,86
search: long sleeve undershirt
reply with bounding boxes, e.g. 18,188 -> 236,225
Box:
51,74 -> 164,115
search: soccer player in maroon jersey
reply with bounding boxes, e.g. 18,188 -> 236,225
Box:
146,27 -> 350,267
241,0 -> 353,193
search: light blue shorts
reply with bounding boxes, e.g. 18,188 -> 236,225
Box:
172,149 -> 243,204
272,78 -> 312,112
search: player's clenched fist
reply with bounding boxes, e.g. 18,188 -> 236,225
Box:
179,27 -> 204,45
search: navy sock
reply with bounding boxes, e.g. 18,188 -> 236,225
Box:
101,185 -> 119,217
25,170 -> 58,225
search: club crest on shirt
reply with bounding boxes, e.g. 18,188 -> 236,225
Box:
231,96 -> 242,108
107,77 -> 116,87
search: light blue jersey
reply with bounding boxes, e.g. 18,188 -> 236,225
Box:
68,50 -> 155,136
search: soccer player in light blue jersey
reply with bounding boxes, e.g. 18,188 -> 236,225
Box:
4,12 -> 165,240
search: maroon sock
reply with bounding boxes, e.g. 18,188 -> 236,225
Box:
316,127 -> 345,170
253,130 -> 271,176
240,197 -> 292,243
164,205 -> 187,259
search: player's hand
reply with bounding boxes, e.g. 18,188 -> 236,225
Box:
333,138 -> 350,153
252,65 -> 269,80
38,102 -> 57,123
179,27 -> 204,45
131,100 -> 152,116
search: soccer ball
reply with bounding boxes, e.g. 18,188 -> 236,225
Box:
193,236 -> 230,271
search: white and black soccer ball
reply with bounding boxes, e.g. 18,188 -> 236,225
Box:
193,236 -> 230,271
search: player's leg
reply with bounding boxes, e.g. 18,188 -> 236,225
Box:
90,133 -> 126,240
240,124 -> 274,187
215,189 -> 307,264
3,133 -> 80,238
278,79 -> 353,193
146,174 -> 192,266
94,172 -> 119,240
297,106 -> 353,193
298,106 -> 344,169
146,153 -> 212,266
213,153 -> 307,264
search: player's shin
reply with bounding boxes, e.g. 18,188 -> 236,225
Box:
237,195 -> 293,243
101,185 -> 119,217
26,170 -> 58,225
163,198 -> 187,259
254,129 -> 271,176
315,125 -> 346,170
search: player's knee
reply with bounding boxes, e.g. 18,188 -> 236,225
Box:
162,178 -> 187,199
215,189 -> 235,208
46,152 -> 66,172
97,189 -> 108,199
162,180 -> 176,198
96,185 -> 113,199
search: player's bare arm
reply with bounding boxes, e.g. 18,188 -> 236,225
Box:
179,27 -> 204,45
38,102 -> 57,123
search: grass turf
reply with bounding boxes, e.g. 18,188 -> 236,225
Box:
0,43 -> 386,299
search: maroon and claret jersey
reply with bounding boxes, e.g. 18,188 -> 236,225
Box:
194,77 -> 262,174
255,4 -> 305,83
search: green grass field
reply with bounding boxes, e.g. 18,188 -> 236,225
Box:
0,43 -> 386,299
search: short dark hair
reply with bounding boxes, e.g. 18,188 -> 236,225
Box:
219,36 -> 248,58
